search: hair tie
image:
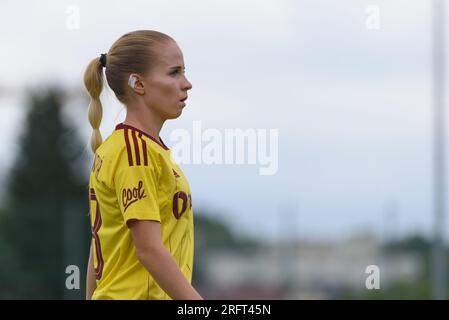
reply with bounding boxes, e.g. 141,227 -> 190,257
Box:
99,53 -> 107,68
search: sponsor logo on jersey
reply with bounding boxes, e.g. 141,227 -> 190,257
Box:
122,180 -> 147,212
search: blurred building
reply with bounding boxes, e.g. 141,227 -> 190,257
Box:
198,236 -> 422,299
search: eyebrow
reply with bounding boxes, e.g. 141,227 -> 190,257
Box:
169,65 -> 185,70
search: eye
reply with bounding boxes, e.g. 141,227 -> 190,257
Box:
170,68 -> 186,76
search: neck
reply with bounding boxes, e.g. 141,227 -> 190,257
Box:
123,104 -> 164,139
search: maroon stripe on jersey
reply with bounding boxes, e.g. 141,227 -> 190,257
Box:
115,123 -> 169,150
93,203 -> 104,280
139,133 -> 148,166
131,130 -> 141,166
90,188 -> 97,200
124,128 -> 133,166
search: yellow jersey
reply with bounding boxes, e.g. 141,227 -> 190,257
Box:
88,123 -> 194,300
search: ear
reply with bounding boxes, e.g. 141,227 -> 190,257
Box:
128,74 -> 145,95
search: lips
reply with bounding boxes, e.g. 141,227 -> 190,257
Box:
180,97 -> 187,102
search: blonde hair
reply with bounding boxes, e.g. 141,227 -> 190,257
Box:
83,30 -> 173,153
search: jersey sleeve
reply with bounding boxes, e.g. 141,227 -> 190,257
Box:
114,151 -> 161,224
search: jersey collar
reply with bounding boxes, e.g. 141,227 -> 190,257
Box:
115,123 -> 169,150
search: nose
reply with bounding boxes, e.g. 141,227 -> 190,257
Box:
182,76 -> 193,91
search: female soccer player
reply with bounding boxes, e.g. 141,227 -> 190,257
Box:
83,30 -> 202,300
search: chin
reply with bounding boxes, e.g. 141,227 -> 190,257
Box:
166,110 -> 183,120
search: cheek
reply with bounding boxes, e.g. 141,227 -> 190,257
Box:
162,81 -> 178,100
146,77 -> 179,110
152,81 -> 177,103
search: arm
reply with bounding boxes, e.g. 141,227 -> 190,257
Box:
86,242 -> 97,300
128,219 -> 203,300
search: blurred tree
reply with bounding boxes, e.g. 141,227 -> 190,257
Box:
383,235 -> 431,254
194,213 -> 260,250
0,88 -> 89,299
195,214 -> 239,249
192,212 -> 261,286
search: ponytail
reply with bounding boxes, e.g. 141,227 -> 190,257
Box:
84,57 -> 104,153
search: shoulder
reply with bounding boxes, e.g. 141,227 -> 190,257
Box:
96,129 -> 127,162
106,125 -> 169,175
96,124 -> 173,178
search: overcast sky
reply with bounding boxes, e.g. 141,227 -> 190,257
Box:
1,0 -> 448,242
